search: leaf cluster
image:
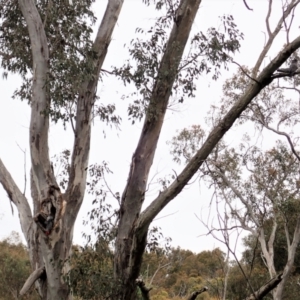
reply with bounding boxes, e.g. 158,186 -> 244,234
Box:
114,11 -> 243,123
0,0 -> 97,124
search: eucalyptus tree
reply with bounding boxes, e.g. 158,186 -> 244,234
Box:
207,142 -> 300,300
1,0 -> 300,299
169,73 -> 300,299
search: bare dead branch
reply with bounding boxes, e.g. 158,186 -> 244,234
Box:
214,166 -> 260,228
218,205 -> 258,299
282,0 -> 297,44
231,248 -> 259,299
243,273 -> 283,300
154,211 -> 179,221
198,198 -> 258,299
277,85 -> 300,94
186,287 -> 208,300
20,266 -> 45,296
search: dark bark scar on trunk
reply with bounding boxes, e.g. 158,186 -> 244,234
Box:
34,185 -> 65,236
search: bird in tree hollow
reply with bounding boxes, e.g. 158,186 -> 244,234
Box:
45,215 -> 54,236
277,58 -> 298,74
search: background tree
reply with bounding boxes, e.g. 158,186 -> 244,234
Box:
1,0 -> 300,299
170,135 -> 300,299
0,232 -> 38,300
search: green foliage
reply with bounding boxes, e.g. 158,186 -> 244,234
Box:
168,125 -> 205,164
68,241 -> 119,300
225,262 -> 269,300
0,232 -> 39,300
140,247 -> 226,299
114,4 -> 243,123
1,0 -> 95,95
0,0 -> 120,126
67,244 -> 226,299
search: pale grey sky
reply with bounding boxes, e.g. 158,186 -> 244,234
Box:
0,0 -> 298,255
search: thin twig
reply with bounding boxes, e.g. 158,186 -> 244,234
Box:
266,0 -> 273,37
243,0 -> 253,11
149,262 -> 172,285
154,211 -> 178,221
282,0 -> 289,44
232,61 -> 261,85
287,6 -> 296,40
103,172 -> 121,205
263,123 -> 300,162
101,68 -> 113,75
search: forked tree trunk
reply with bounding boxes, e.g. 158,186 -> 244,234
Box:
0,0 -> 124,299
114,0 -> 202,298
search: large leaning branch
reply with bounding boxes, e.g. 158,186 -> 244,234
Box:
138,35 -> 300,230
19,266 -> 45,296
66,0 -> 124,217
243,273 -> 282,300
0,158 -> 32,237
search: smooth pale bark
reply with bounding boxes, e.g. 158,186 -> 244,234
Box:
114,1 -> 202,298
20,266 -> 45,296
272,217 -> 300,299
0,0 -> 124,299
259,226 -> 277,278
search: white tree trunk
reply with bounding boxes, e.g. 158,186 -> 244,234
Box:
0,0 -> 124,298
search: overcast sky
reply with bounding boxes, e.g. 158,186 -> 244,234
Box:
0,0 -> 298,255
